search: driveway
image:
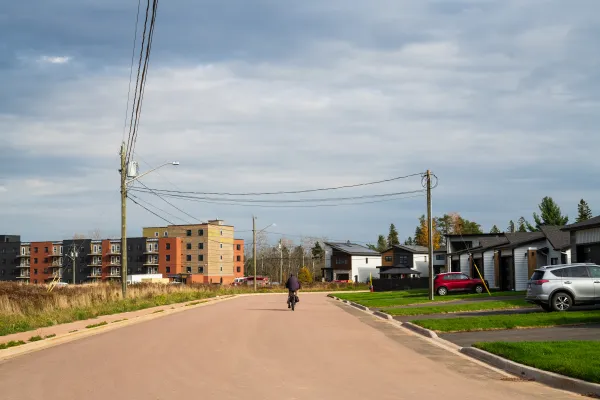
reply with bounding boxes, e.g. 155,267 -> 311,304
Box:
441,324 -> 600,347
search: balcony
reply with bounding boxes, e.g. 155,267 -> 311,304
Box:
89,249 -> 103,256
143,259 -> 159,266
17,253 -> 31,258
18,263 -> 30,269
50,261 -> 62,267
107,248 -> 121,256
143,249 -> 159,255
88,270 -> 103,278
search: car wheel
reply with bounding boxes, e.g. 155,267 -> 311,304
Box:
552,292 -> 573,312
474,285 -> 484,294
540,303 -> 552,312
437,286 -> 448,296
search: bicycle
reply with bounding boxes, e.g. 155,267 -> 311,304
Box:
288,291 -> 298,311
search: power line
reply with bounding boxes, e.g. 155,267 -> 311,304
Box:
122,0 -> 142,142
134,173 -> 425,196
128,193 -> 174,225
127,189 -> 425,208
133,180 -> 203,223
128,192 -> 189,224
128,187 -> 426,204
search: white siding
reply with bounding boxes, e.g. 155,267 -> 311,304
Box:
351,255 -> 381,283
564,249 -> 572,263
513,246 -> 529,291
483,251 -> 496,288
413,254 -> 429,277
576,228 -> 600,244
460,254 -> 470,275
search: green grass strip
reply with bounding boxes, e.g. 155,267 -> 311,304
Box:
0,340 -> 26,350
474,341 -> 600,384
386,299 -> 532,316
85,321 -> 108,329
413,310 -> 600,332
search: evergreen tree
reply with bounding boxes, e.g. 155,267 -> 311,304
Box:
404,237 -> 415,246
507,220 -> 515,233
377,235 -> 388,251
387,224 -> 400,247
311,242 -> 324,261
531,196 -> 569,229
490,225 -> 501,234
576,199 -> 593,223
517,217 -> 528,232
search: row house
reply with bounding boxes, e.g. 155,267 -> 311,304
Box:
378,245 -> 447,279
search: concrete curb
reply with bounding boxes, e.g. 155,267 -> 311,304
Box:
461,347 -> 600,397
401,322 -> 439,339
372,311 -> 393,320
349,302 -> 368,311
0,295 -> 236,363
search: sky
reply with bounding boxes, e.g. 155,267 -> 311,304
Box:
1,0 -> 599,246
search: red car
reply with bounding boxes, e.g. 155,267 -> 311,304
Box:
434,273 -> 488,296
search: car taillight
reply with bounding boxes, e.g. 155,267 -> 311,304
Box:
532,279 -> 549,285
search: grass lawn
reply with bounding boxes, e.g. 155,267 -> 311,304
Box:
385,299 -> 532,316
474,341 -> 600,384
412,310 -> 600,332
335,290 -> 525,308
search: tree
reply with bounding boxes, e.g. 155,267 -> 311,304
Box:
437,213 -> 482,235
415,215 -> 442,250
576,199 -> 593,223
298,266 -> 313,285
517,217 -> 528,232
311,241 -> 324,261
435,214 -> 453,236
531,196 -> 569,229
387,224 -> 400,247
507,220 -> 515,233
404,237 -> 415,246
490,225 -> 501,234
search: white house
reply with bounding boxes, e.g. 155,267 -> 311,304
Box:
323,242 -> 381,283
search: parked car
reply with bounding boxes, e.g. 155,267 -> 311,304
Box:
526,263 -> 600,312
434,272 -> 488,296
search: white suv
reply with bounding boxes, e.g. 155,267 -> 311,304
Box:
526,263 -> 600,311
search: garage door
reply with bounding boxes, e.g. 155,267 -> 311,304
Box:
577,243 -> 600,264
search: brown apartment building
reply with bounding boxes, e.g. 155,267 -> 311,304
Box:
143,220 -> 243,285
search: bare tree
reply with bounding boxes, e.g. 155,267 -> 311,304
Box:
89,228 -> 103,240
73,233 -> 86,240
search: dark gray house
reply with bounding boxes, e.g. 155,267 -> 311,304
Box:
562,216 -> 600,264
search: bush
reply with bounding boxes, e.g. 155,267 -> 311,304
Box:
298,267 -> 313,285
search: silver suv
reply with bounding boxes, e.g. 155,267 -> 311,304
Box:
526,263 -> 600,311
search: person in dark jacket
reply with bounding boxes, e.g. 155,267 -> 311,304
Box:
285,273 -> 301,308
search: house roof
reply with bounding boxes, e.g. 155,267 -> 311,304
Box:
325,242 -> 381,256
496,232 -> 546,250
562,216 -> 600,231
445,233 -> 505,238
539,225 -> 570,250
378,267 -> 422,275
383,245 -> 447,254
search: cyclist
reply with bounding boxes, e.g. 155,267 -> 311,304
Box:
285,273 -> 301,308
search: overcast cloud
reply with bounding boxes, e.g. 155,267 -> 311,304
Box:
0,0 -> 599,244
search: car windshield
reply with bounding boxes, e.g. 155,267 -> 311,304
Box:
530,271 -> 545,281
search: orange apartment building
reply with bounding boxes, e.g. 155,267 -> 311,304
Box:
234,239 -> 245,278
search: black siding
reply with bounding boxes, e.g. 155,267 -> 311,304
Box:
0,235 -> 21,281
127,237 -> 146,275
392,248 -> 414,267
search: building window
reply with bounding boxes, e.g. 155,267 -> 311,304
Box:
220,255 -> 223,260
127,268 -> 132,274
237,267 -> 241,273
198,229 -> 204,236
187,266 -> 192,273
237,256 -> 241,262
186,243 -> 192,250
186,230 -> 192,237
34,258 -> 38,264
436,255 -> 445,261
220,266 -> 223,272
220,230 -> 223,236
385,256 -> 393,262
166,255 -> 171,262
34,269 -> 38,275
186,255 -> 192,262
164,231 -> 168,237
198,266 -> 204,274
166,266 -> 171,273
198,243 -> 204,250
43,268 -> 48,274
153,232 -> 158,237
366,258 -> 369,264
128,245 -> 132,251
236,244 -> 241,251
166,243 -> 171,250
220,243 -> 223,249
44,247 -> 48,253
199,255 -> 204,262
44,258 -> 48,263
137,244 -> 142,251
34,247 -> 38,253
398,255 -> 408,265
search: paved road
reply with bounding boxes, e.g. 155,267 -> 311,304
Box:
0,294 -> 578,399
441,323 -> 600,347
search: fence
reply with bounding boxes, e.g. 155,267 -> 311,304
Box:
372,278 -> 430,292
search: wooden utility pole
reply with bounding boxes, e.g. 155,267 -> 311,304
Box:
120,143 -> 128,298
426,170 -> 434,301
253,216 -> 257,291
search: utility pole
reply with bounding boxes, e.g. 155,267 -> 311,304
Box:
120,142 -> 128,298
67,243 -> 79,285
253,216 -> 257,291
426,169 -> 434,301
279,239 -> 283,284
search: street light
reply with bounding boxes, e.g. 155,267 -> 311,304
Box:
120,142 -> 179,298
252,216 -> 275,291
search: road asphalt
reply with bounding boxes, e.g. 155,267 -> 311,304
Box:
0,293 -> 578,399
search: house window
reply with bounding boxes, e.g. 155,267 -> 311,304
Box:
186,243 -> 192,250
436,255 -> 445,261
187,267 -> 192,273
199,255 -> 204,262
198,243 -> 204,250
186,255 -> 192,262
166,266 -> 171,273
385,256 -> 393,262
198,266 -> 204,274
166,243 -> 171,250
237,256 -> 241,262
198,229 -> 204,236
398,256 -> 408,265
186,230 -> 192,237
166,255 -> 171,262
237,267 -> 241,273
